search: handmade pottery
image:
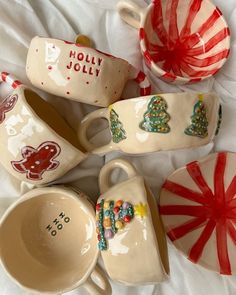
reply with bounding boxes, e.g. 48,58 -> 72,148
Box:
117,0 -> 230,84
0,72 -> 86,185
159,152 -> 236,275
0,186 -> 112,294
26,36 -> 151,107
78,92 -> 220,155
96,159 -> 169,285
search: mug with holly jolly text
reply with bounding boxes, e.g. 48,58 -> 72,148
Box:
0,72 -> 86,185
26,36 -> 151,107
96,159 -> 169,285
78,92 -> 221,155
0,186 -> 112,295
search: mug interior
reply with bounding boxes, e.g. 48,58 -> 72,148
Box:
25,89 -> 85,152
143,0 -> 230,79
0,192 -> 97,293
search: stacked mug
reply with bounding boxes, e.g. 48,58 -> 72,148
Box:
0,0 -> 233,294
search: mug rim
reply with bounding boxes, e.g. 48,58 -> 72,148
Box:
138,0 -> 231,83
0,186 -> 98,295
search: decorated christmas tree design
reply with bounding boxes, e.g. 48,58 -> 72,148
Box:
109,108 -> 126,143
139,95 -> 170,133
185,94 -> 208,138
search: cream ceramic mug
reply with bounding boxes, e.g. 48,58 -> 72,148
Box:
0,72 -> 86,185
0,186 -> 112,295
95,159 -> 169,285
26,36 -> 151,107
78,92 -> 220,155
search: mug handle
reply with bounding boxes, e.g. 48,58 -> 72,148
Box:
99,158 -> 137,193
82,265 -> 112,295
0,72 -> 22,89
128,65 -> 151,96
78,108 -> 117,155
117,0 -> 144,29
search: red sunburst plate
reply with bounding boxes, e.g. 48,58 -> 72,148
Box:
159,152 -> 236,275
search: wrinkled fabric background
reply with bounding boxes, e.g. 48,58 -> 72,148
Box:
0,0 -> 236,294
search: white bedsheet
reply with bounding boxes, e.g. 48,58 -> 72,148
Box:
0,0 -> 236,294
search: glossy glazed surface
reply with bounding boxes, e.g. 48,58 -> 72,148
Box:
0,187 -> 98,294
26,37 -> 151,107
160,152 -> 236,275
79,92 -> 220,155
0,85 -> 86,184
118,0 -> 230,84
98,159 -> 169,285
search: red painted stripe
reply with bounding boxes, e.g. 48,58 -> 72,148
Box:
186,28 -> 230,56
167,216 -> 206,241
188,219 -> 216,263
12,80 -> 22,89
189,78 -> 202,83
214,152 -> 226,204
152,0 -> 168,46
159,205 -> 210,217
1,72 -> 9,82
161,72 -> 177,82
184,50 -> 229,68
225,176 -> 236,202
143,50 -> 152,67
216,220 -> 231,275
140,85 -> 151,96
150,51 -> 167,63
163,180 -> 206,205
171,62 -> 182,77
180,0 -> 203,40
179,60 -> 218,77
186,9 -> 222,48
139,28 -> 145,40
168,0 -> 179,43
187,161 -> 214,200
135,71 -> 146,83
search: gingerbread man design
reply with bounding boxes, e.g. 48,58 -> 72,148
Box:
11,141 -> 61,181
0,94 -> 18,124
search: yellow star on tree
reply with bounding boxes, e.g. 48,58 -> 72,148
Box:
134,203 -> 148,218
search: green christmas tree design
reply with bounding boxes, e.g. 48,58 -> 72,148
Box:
139,95 -> 170,133
110,108 -> 126,143
185,96 -> 208,138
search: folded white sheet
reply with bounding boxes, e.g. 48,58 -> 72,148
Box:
0,0 -> 236,294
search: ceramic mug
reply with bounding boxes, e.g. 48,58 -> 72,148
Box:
117,0 -> 230,84
0,72 -> 86,185
26,36 -> 151,107
0,186 -> 112,295
78,92 -> 220,155
95,159 -> 169,285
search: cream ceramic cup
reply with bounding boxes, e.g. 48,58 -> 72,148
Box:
0,73 -> 86,185
78,92 -> 220,155
0,186 -> 112,295
96,159 -> 169,285
26,36 -> 151,107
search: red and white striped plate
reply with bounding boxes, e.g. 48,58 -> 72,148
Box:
160,152 -> 236,275
140,0 -> 230,84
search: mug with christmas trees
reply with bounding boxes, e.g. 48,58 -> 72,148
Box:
78,92 -> 221,155
96,158 -> 169,285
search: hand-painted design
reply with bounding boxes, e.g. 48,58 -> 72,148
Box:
0,94 -> 18,124
134,203 -> 148,218
160,152 -> 236,275
215,105 -> 222,136
96,199 -> 135,251
143,0 -> 230,79
139,95 -> 170,133
109,108 -> 126,143
185,95 -> 208,138
11,141 -> 61,181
